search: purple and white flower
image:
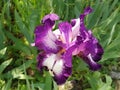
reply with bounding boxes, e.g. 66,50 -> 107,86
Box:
33,7 -> 104,85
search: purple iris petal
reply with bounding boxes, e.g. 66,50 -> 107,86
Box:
37,52 -> 46,71
76,35 -> 103,71
54,66 -> 72,85
75,7 -> 104,71
92,43 -> 104,61
42,13 -> 59,23
71,19 -> 76,26
37,51 -> 73,85
83,6 -> 93,15
71,18 -> 81,39
53,54 -> 72,85
42,13 -> 59,27
35,25 -> 59,53
36,39 -> 78,85
80,7 -> 93,33
34,14 -> 60,53
53,44 -> 78,85
58,22 -> 72,47
81,54 -> 101,71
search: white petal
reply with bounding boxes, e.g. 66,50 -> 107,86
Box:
53,59 -> 64,75
43,30 -> 57,50
72,18 -> 80,39
43,54 -> 56,70
87,54 -> 96,64
53,29 -> 61,38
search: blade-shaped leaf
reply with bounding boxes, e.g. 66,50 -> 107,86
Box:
0,58 -> 12,74
0,47 -> 7,59
44,72 -> 52,90
15,10 -> 32,43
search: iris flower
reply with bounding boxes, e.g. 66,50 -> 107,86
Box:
32,7 -> 104,85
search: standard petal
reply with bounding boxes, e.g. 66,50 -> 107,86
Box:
83,6 -> 93,15
58,22 -> 72,47
80,7 -> 93,34
34,25 -> 59,53
34,13 -> 60,53
42,13 -> 59,23
71,18 -> 80,39
42,14 -> 59,27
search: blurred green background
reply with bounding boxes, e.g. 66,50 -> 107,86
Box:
0,0 -> 120,90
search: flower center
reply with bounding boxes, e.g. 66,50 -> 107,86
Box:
58,48 -> 66,55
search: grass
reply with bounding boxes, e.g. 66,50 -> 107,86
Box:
0,0 -> 120,90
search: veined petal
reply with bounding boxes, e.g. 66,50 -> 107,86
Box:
81,31 -> 104,62
58,22 -> 72,47
53,65 -> 72,85
34,25 -> 59,53
37,53 -> 61,72
43,54 -> 57,70
53,44 -> 78,85
54,50 -> 73,85
84,54 -> 101,71
73,6 -> 104,71
34,13 -> 60,53
92,43 -> 104,61
76,37 -> 103,70
71,7 -> 92,41
37,53 -> 72,85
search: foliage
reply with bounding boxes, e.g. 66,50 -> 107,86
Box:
0,0 -> 120,90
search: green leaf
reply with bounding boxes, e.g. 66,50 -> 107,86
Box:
53,81 -> 58,90
105,75 -> 112,85
101,51 -> 120,62
107,22 -> 117,45
2,79 -> 12,90
0,21 -> 6,49
31,81 -> 35,90
85,73 -> 98,90
44,72 -> 52,90
0,47 -> 7,58
3,60 -> 33,79
4,30 -> 31,55
15,10 -> 32,43
98,84 -> 112,90
0,58 -> 12,74
33,83 -> 44,90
